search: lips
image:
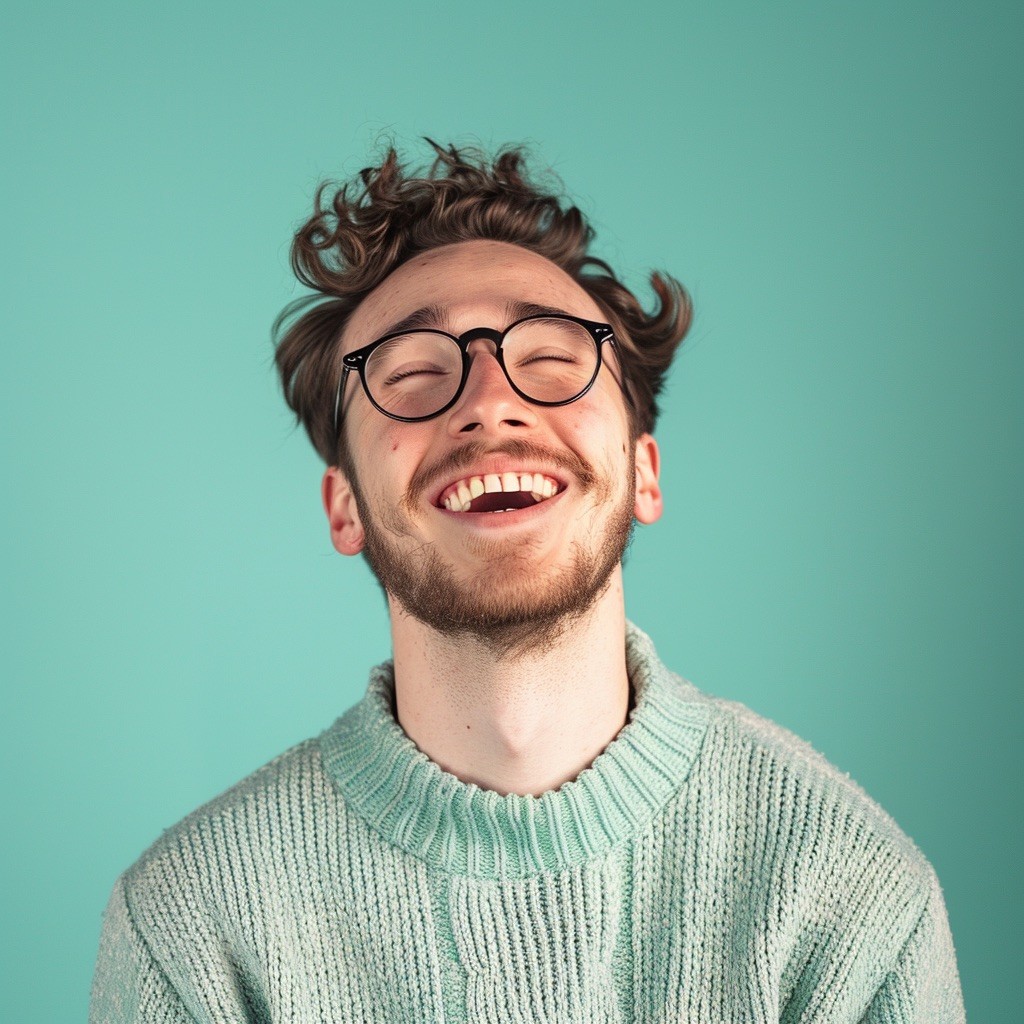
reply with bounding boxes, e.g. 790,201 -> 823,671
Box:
410,439 -> 592,517
439,472 -> 562,512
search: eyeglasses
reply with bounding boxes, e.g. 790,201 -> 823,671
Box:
333,313 -> 626,431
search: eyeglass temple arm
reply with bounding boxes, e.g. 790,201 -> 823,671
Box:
333,366 -> 351,435
604,337 -> 636,409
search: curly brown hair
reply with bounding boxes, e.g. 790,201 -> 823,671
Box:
273,140 -> 691,469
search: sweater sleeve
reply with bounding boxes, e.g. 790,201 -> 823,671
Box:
858,869 -> 966,1024
89,875 -> 197,1024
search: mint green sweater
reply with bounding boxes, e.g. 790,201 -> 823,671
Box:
90,624 -> 965,1022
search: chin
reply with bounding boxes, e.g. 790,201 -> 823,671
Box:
367,518 -> 635,660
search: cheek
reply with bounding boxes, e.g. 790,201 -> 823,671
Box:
352,405 -> 398,453
348,419 -> 404,494
561,412 -> 632,501
569,399 -> 631,457
352,418 -> 435,507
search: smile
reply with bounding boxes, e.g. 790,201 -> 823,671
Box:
439,472 -> 562,513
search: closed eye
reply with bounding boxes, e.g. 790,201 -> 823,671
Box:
515,348 -> 581,366
382,365 -> 453,386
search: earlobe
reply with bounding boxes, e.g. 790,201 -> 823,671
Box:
322,467 -> 365,556
633,433 -> 663,525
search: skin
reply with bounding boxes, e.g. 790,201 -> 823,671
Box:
322,239 -> 663,797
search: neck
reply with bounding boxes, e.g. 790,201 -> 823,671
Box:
387,569 -> 631,797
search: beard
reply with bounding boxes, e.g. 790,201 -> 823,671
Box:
349,439 -> 637,659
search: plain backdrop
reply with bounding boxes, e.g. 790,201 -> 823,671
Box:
2,1 -> 1021,1019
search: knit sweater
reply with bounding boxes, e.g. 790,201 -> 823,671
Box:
90,624 -> 965,1023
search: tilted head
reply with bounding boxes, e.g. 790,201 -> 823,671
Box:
272,142 -> 691,650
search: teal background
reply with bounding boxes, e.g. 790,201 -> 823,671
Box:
2,0 -> 1019,1018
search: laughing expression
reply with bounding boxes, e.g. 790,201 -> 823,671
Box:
323,239 -> 661,651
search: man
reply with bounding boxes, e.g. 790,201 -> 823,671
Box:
91,142 -> 966,1022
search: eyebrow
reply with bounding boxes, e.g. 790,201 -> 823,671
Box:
376,303 -> 453,337
375,300 -> 576,340
502,300 -> 574,323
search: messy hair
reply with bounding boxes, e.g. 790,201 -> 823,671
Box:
273,140 -> 691,467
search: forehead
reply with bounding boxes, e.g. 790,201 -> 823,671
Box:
342,240 -> 605,350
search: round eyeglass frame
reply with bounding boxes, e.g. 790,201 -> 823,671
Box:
333,312 -> 626,432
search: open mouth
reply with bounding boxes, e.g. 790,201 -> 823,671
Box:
439,472 -> 562,513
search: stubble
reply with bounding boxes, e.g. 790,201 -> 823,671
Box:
350,439 -> 637,658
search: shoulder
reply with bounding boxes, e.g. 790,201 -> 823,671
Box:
712,692 -> 916,828
667,684 -> 960,1014
119,734 -> 342,915
686,684 -> 941,899
633,625 -> 937,884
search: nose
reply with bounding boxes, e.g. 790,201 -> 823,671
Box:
446,338 -> 540,436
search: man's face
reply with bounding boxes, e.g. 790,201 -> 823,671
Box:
323,239 -> 662,654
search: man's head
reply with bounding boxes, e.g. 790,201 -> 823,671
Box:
273,142 -> 691,652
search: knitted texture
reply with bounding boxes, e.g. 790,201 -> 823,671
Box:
90,624 -> 965,1022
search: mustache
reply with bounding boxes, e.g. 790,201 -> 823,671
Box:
405,438 -> 598,508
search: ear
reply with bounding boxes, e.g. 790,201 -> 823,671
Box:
633,433 -> 663,525
322,466 -> 365,556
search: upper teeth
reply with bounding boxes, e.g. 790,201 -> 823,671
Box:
442,472 -> 560,512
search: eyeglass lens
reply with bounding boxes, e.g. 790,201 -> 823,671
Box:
363,318 -> 600,420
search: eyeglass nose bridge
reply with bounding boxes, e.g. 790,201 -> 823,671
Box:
447,326 -> 525,409
457,326 -> 504,347
454,326 -> 507,368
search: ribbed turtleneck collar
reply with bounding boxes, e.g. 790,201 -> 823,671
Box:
318,622 -> 711,879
